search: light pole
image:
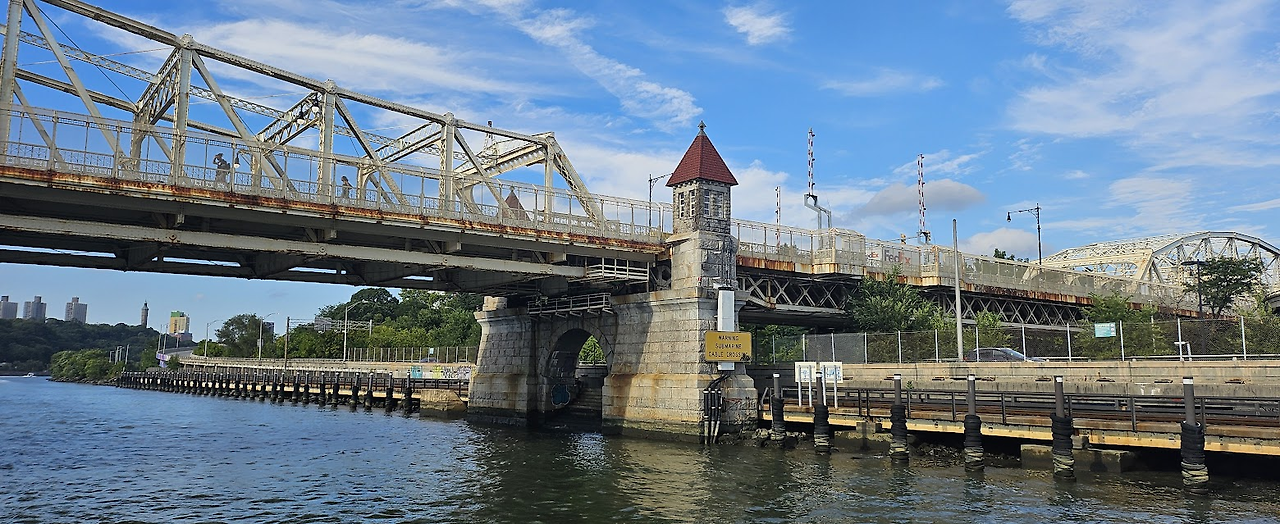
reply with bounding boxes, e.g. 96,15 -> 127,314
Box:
648,173 -> 669,228
258,312 -> 277,360
343,300 -> 368,361
1006,203 -> 1042,264
204,319 -> 222,357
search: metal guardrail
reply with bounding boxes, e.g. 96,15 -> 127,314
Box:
0,105 -> 1197,308
1,106 -> 670,245
771,385 -> 1280,431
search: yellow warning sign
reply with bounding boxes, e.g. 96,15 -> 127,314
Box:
705,331 -> 753,362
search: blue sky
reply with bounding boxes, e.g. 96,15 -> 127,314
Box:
4,0 -> 1280,331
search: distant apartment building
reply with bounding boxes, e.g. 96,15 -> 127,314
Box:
0,296 -> 17,319
169,311 -> 190,334
22,296 -> 46,321
141,301 -> 149,328
64,297 -> 88,323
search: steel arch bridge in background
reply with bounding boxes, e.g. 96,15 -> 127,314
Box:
1041,231 -> 1280,297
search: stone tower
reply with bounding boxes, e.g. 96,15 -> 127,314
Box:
468,121 -> 757,439
666,121 -> 738,290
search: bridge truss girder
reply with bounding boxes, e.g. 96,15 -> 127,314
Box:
0,0 -> 604,220
924,289 -> 1082,327
1042,231 -> 1280,295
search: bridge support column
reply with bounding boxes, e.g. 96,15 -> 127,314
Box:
468,291 -> 757,440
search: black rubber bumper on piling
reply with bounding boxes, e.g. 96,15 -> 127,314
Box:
962,414 -> 983,471
889,404 -> 909,462
813,403 -> 830,453
1050,413 -> 1076,480
1181,421 -> 1209,492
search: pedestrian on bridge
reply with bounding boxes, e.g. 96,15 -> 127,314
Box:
213,153 -> 231,184
341,176 -> 353,198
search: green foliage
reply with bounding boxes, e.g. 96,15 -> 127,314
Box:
743,324 -> 807,363
930,309 -> 1008,354
1075,292 -> 1164,358
974,311 -> 1010,347
50,349 -> 114,381
0,318 -> 157,373
579,336 -> 603,363
1239,293 -> 1280,355
992,248 -> 1028,263
844,267 -> 944,332
214,314 -> 276,358
1185,257 -> 1266,316
273,289 -> 483,358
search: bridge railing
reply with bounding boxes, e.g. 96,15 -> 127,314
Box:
732,220 -> 869,271
1,106 -> 669,245
755,317 -> 1280,364
922,247 -> 1190,309
730,216 -> 1189,307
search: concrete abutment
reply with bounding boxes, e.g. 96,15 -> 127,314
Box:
467,290 -> 758,439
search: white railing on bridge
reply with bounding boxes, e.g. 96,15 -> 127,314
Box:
731,218 -> 1190,309
0,106 -> 672,246
0,105 -> 1192,309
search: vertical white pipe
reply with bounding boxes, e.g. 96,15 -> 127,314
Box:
1065,321 -> 1072,362
1241,316 -> 1248,360
717,287 -> 734,332
953,220 -> 963,360
1119,320 -> 1125,361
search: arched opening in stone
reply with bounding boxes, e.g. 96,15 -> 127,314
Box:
545,328 -> 606,432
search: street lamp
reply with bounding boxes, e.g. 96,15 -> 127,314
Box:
648,173 -> 670,228
258,312 -> 277,360
204,319 -> 222,357
1006,203 -> 1042,264
343,300 -> 368,361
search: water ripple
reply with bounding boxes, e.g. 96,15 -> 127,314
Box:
3,379 -> 1280,523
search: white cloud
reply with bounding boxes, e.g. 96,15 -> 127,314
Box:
1007,138 -> 1042,171
891,149 -> 985,179
518,9 -> 702,130
1106,175 -> 1198,233
1228,198 -> 1280,213
858,179 -> 986,217
183,20 -> 529,97
963,227 -> 1042,259
1062,169 -> 1089,180
723,5 -> 791,45
822,69 -> 945,97
1006,0 -> 1280,170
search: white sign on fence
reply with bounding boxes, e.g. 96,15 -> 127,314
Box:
794,361 -> 817,384
818,362 -> 843,384
1095,322 -> 1117,338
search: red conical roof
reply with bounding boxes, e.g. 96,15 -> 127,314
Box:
666,121 -> 737,187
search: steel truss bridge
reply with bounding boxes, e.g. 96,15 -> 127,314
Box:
1,0 -> 1277,327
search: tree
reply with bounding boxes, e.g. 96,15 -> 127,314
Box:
1186,257 -> 1266,316
993,248 -> 1029,263
743,324 -> 807,363
1076,292 -> 1163,358
845,268 -> 944,332
579,336 -> 603,363
214,314 -> 276,358
0,318 -> 158,372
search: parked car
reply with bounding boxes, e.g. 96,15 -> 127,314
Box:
963,347 -> 1046,362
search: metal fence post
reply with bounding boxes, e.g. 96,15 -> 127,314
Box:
1119,320 -> 1125,361
1241,316 -> 1248,360
897,331 -> 902,364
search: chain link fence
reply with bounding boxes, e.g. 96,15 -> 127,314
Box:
348,346 -> 476,363
752,317 -> 1280,364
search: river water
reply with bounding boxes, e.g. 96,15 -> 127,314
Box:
2,378 -> 1279,524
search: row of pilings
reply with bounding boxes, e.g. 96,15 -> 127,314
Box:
115,370 -> 420,415
800,374 -> 1210,494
